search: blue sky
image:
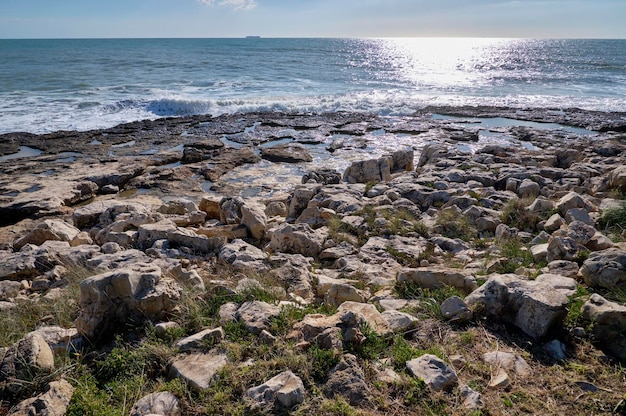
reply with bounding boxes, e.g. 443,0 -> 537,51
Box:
0,0 -> 624,38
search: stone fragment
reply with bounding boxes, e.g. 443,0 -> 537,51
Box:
169,353 -> 228,391
380,310 -> 419,332
261,143 -> 313,163
325,354 -> 371,407
155,322 -> 182,339
440,296 -> 473,322
483,351 -> 532,377
7,379 -> 74,416
0,281 -> 21,301
268,223 -> 326,257
517,179 -> 540,198
0,334 -> 55,396
582,294 -> 626,361
460,384 -> 484,409
241,204 -> 267,240
246,370 -> 305,408
130,391 -> 181,416
175,327 -> 225,352
544,213 -> 565,233
556,191 -> 589,215
406,354 -> 458,391
219,239 -> 268,271
235,301 -> 281,335
579,248 -> 626,290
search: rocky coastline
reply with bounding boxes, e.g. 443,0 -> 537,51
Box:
1,106 -> 626,414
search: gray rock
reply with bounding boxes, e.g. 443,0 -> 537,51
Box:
246,370 -> 305,408
460,384 -> 484,409
325,354 -> 371,407
169,353 -> 228,391
406,354 -> 458,391
7,379 -> 74,416
440,296 -> 473,323
0,334 -> 55,396
219,239 -> 267,271
241,204 -> 267,240
261,143 -> 312,163
175,327 -> 225,352
235,301 -> 281,335
582,294 -> 626,361
579,248 -> 626,290
75,263 -> 182,339
397,267 -> 477,293
465,274 -> 571,338
380,310 -> 419,332
268,223 -> 326,257
483,351 -> 532,377
130,391 -> 181,416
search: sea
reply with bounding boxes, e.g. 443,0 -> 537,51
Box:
1,38 -> 625,135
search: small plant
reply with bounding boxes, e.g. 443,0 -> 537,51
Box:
490,238 -> 537,273
500,197 -> 540,231
435,209 -> 476,241
598,201 -> 626,241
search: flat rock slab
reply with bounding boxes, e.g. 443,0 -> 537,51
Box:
261,143 -> 313,163
169,353 -> 228,391
406,354 -> 458,391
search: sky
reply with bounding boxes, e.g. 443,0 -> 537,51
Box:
0,0 -> 625,39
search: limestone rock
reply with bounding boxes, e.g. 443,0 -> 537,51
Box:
483,351 -> 532,377
7,379 -> 74,416
13,219 -> 81,250
0,334 -> 55,396
406,354 -> 458,391
579,248 -> 626,290
175,327 -> 225,352
169,353 -> 228,391
380,310 -> 419,332
0,281 -> 21,301
325,354 -> 371,407
246,370 -> 305,408
465,273 -> 571,338
268,223 -> 326,257
337,301 -> 391,336
261,143 -> 312,163
219,239 -> 268,271
235,301 -> 281,335
241,204 -> 267,240
130,391 -> 181,416
440,296 -> 473,323
582,294 -> 626,361
460,384 -> 484,409
75,263 -> 182,340
397,267 -> 477,293
343,157 -> 392,184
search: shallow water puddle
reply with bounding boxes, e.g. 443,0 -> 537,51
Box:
432,114 -> 594,135
0,146 -> 43,161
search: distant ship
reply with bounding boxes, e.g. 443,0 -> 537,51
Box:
246,36 -> 261,39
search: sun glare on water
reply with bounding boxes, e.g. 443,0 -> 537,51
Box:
371,37 -> 521,90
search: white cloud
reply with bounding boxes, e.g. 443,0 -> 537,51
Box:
197,0 -> 257,10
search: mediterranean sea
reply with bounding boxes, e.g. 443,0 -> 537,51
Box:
1,38 -> 625,134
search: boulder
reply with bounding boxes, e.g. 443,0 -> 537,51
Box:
130,391 -> 181,416
517,179 -> 540,198
268,223 -> 326,257
169,353 -> 228,391
235,301 -> 281,335
324,354 -> 371,407
246,370 -> 305,408
75,263 -> 182,340
440,296 -> 473,323
219,239 -> 268,271
608,165 -> 626,190
261,143 -> 313,163
397,267 -> 478,293
343,157 -> 392,184
380,310 -> 419,332
582,294 -> 626,362
7,379 -> 74,416
268,253 -> 315,300
301,169 -> 342,185
465,273 -> 572,338
241,204 -> 267,240
0,334 -> 55,396
406,354 -> 458,391
219,197 -> 245,225
579,248 -> 626,290
555,192 -> 590,215
13,219 -> 81,250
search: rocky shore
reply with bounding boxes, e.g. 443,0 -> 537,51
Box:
1,107 -> 626,415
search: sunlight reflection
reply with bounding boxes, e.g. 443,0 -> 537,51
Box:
370,37 -> 523,89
